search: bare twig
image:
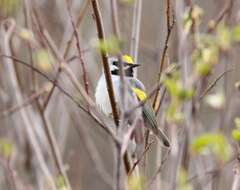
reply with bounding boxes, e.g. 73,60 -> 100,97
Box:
66,0 -> 89,96
0,85 -> 49,118
207,0 -> 234,33
91,0 -> 119,126
144,150 -> 170,189
110,0 -> 121,38
187,168 -> 218,183
108,0 -> 126,188
128,139 -> 155,176
232,163 -> 240,190
36,102 -> 72,190
152,0 -> 175,113
0,158 -> 19,190
199,69 -> 232,100
130,0 -> 142,75
23,0 -> 36,91
155,88 -> 167,115
63,0 -> 91,58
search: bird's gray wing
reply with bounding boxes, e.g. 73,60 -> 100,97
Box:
142,104 -> 170,147
129,77 -> 170,147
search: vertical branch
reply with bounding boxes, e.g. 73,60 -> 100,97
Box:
110,0 -> 121,38
232,145 -> 240,190
130,0 -> 142,77
110,0 -> 134,179
23,0 -> 36,91
66,0 -> 89,96
152,0 -> 175,112
91,0 -> 119,125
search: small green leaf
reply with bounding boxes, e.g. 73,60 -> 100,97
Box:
94,35 -> 121,54
232,25 -> 240,42
56,175 -> 66,190
164,78 -> 178,97
120,0 -> 135,5
234,118 -> 240,129
177,168 -> 193,190
195,62 -> 211,76
191,133 -> 231,161
128,175 -> 144,190
0,139 -> 13,159
217,24 -> 231,50
232,129 -> 240,142
34,49 -> 54,72
178,88 -> 194,101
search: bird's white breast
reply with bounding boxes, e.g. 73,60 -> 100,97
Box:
95,74 -> 121,115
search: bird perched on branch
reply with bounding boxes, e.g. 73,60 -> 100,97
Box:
95,54 -> 170,148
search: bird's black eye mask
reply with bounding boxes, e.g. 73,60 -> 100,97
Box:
111,66 -> 134,77
112,60 -> 131,67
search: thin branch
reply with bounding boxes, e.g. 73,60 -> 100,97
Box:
199,69 -> 232,100
232,148 -> 240,190
63,0 -> 91,58
187,168 -> 218,183
128,139 -> 155,176
36,101 -> 72,190
0,85 -> 49,118
207,0 -> 234,33
152,0 -> 175,113
155,88 -> 167,116
144,150 -> 170,190
0,158 -> 19,190
130,0 -> 142,74
91,0 -> 119,126
110,0 -> 121,38
109,0 -> 130,186
23,0 -> 36,91
66,0 -> 89,97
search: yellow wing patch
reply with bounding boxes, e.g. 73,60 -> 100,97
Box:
132,87 -> 147,101
122,54 -> 133,64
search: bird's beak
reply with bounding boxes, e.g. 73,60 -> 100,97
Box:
129,63 -> 140,68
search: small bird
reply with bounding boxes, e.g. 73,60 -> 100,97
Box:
95,55 -> 170,147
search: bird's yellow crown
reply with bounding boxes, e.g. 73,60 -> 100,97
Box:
122,54 -> 134,64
